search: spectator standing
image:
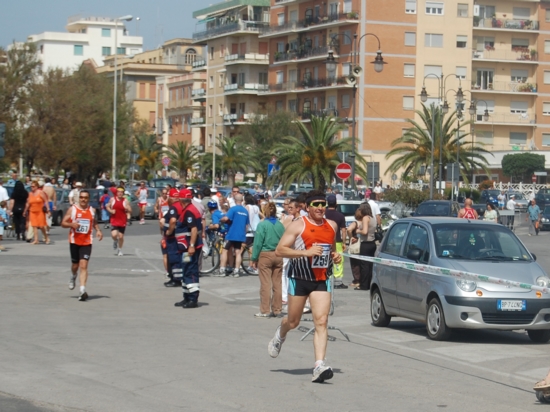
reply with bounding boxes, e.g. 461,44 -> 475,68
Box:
135,181 -> 148,224
506,195 -> 517,230
347,208 -> 364,288
9,181 -> 28,240
99,189 -> 111,228
219,193 -> 250,277
245,193 -> 262,274
373,182 -> 383,201
24,180 -> 50,245
69,182 -> 83,205
526,199 -> 541,236
251,202 -> 285,317
324,195 -> 347,289
497,191 -> 506,210
355,202 -> 377,290
483,203 -> 498,223
458,198 -> 479,219
7,172 -> 18,186
0,200 -> 8,250
0,179 -> 9,204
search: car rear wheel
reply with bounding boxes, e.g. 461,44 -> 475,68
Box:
527,329 -> 550,343
426,298 -> 452,341
370,288 -> 391,327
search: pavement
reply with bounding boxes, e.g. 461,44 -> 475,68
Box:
0,215 -> 549,411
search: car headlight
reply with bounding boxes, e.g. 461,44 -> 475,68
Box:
542,218 -> 549,223
390,214 -> 398,220
456,279 -> 476,292
536,277 -> 550,288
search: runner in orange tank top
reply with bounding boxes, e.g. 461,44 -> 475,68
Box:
61,189 -> 103,301
267,189 -> 342,384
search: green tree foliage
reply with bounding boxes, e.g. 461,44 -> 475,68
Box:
272,115 -> 367,190
0,43 -> 41,162
166,141 -> 199,184
215,137 -> 256,187
135,133 -> 163,181
384,187 -> 434,210
237,108 -> 298,183
502,153 -> 545,182
198,152 -> 222,184
385,104 -> 492,185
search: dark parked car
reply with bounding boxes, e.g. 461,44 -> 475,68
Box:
412,201 -> 460,217
148,178 -> 179,189
535,192 -> 550,210
480,189 -> 500,209
541,206 -> 550,231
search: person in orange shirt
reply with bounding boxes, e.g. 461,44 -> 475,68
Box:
61,189 -> 103,301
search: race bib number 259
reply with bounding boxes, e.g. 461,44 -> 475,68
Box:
312,243 -> 331,268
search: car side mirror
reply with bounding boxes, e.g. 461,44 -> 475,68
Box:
406,248 -> 422,262
532,253 -> 537,261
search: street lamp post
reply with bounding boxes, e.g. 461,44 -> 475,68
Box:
326,33 -> 386,192
419,73 -> 463,198
112,15 -> 133,182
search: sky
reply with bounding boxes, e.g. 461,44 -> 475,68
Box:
1,0 -> 201,50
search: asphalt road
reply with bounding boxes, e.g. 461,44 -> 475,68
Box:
0,213 -> 549,411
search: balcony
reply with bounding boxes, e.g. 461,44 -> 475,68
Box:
223,113 -> 267,124
260,76 -> 351,95
471,81 -> 537,94
191,88 -> 207,101
273,45 -> 331,64
190,117 -> 206,126
224,53 -> 269,65
475,111 -> 536,126
224,83 -> 269,94
298,108 -> 340,120
472,48 -> 538,63
473,17 -> 539,31
259,12 -> 359,38
192,59 -> 207,70
193,19 -> 270,42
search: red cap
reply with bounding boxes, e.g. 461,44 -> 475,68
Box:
179,188 -> 193,199
168,188 -> 180,198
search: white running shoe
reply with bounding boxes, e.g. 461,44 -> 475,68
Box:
311,362 -> 333,383
268,326 -> 285,358
118,250 -> 123,256
69,275 -> 76,290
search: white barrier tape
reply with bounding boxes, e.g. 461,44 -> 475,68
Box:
342,253 -> 549,294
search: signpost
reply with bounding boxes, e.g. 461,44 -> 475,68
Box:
162,157 -> 171,167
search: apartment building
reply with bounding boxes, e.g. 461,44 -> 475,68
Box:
26,15 -> 143,72
96,38 -> 204,147
191,0 -> 271,154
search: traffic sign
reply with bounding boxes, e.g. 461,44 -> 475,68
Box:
532,175 -> 537,183
270,156 -> 277,164
162,157 -> 171,166
268,163 -> 279,176
335,162 -> 352,180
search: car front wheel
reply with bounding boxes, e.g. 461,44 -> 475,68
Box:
527,329 -> 550,343
371,288 -> 391,327
426,298 -> 452,341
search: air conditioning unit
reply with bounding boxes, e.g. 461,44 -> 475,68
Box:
473,5 -> 480,17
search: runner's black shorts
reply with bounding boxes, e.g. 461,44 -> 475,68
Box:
288,278 -> 331,296
111,225 -> 126,234
70,244 -> 92,263
223,240 -> 242,250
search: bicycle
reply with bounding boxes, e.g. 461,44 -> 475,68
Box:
199,232 -> 257,276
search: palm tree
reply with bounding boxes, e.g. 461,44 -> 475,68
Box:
273,115 -> 367,190
166,141 -> 199,185
215,137 -> 255,187
135,133 -> 163,180
385,104 -> 492,184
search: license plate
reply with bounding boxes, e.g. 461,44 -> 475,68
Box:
497,300 -> 526,311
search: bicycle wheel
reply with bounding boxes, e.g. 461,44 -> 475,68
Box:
240,246 -> 257,275
199,244 -> 220,274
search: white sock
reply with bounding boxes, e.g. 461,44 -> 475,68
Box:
80,286 -> 85,293
219,266 -> 225,271
314,360 -> 324,368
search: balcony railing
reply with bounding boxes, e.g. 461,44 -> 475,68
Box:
471,81 -> 537,93
274,45 -> 331,63
166,99 -> 194,109
225,53 -> 269,64
260,12 -> 359,36
192,59 -> 206,69
263,76 -> 350,93
473,17 -> 539,31
223,113 -> 267,123
224,83 -> 269,93
191,88 -> 207,98
193,19 -> 270,42
298,108 -> 340,120
475,111 -> 535,125
472,48 -> 538,62
190,117 -> 206,125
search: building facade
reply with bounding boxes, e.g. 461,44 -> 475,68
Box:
27,16 -> 143,72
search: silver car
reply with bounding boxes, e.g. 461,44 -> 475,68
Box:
371,217 -> 550,342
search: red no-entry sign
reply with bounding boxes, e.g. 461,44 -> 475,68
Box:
335,162 -> 352,180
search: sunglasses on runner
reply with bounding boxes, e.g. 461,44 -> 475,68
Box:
309,201 -> 327,208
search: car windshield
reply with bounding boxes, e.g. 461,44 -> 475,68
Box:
511,193 -> 524,200
544,206 -> 550,214
432,223 -> 532,261
148,189 -> 157,199
338,204 -> 360,217
484,190 -> 500,197
415,203 -> 450,216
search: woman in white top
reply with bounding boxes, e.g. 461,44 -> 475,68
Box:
483,202 -> 498,223
244,194 -> 263,273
